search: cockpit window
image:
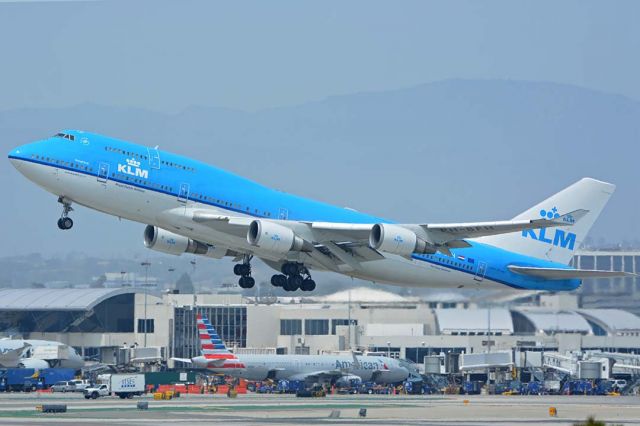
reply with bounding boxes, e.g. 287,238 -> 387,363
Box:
54,132 -> 75,141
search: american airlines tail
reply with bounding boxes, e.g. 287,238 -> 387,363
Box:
196,313 -> 244,368
197,313 -> 232,355
479,178 -> 615,264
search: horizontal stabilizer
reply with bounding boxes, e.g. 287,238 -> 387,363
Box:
508,265 -> 635,280
170,357 -> 193,364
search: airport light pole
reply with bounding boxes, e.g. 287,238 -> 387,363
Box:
141,261 -> 151,347
486,305 -> 492,391
348,290 -> 352,350
487,305 -> 492,353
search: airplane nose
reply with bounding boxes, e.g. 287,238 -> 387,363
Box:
8,146 -> 25,169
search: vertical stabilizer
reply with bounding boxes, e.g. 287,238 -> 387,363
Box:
477,178 -> 615,264
196,313 -> 232,355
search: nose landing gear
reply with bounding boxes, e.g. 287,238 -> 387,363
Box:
57,197 -> 74,230
234,255 -> 255,289
272,262 -> 315,292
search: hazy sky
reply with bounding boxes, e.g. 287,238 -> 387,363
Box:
2,0 -> 639,260
1,0 -> 639,112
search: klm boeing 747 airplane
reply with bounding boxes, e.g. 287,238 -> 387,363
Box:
8,131 -> 632,292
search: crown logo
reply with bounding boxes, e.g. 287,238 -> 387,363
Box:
126,158 -> 140,168
539,207 -> 560,219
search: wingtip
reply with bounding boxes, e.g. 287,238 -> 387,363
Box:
552,209 -> 590,226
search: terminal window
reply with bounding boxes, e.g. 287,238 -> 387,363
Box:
280,319 -> 302,335
137,318 -> 154,333
331,319 -> 357,335
305,319 -> 329,335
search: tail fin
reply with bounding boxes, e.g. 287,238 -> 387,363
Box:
196,313 -> 232,355
478,178 -> 615,264
196,314 -> 242,367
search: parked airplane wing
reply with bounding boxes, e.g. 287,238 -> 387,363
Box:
508,265 -> 636,280
0,344 -> 28,368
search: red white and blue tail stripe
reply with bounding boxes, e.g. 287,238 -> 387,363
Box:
196,313 -> 244,368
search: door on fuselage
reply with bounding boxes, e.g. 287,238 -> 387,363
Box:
148,148 -> 160,169
474,261 -> 487,282
97,162 -> 109,183
178,183 -> 190,203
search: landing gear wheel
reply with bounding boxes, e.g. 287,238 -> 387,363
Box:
284,274 -> 303,292
271,274 -> 287,287
57,197 -> 74,230
57,217 -> 73,230
234,264 -> 251,276
300,279 -> 316,292
238,276 -> 255,289
281,262 -> 302,276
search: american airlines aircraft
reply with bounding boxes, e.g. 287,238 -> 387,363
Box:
172,314 -> 409,385
8,131 -> 631,292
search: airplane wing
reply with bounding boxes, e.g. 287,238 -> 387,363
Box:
0,346 -> 28,368
508,266 -> 636,280
154,206 -> 585,272
310,210 -> 587,245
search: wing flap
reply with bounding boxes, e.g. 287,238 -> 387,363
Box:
508,265 -> 635,280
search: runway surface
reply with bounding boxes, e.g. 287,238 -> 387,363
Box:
0,392 -> 638,425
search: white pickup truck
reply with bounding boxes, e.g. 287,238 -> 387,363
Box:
84,383 -> 110,399
84,374 -> 145,399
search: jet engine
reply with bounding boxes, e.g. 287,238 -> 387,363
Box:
335,374 -> 362,387
17,358 -> 50,369
143,226 -> 228,258
247,220 -> 312,255
369,223 -> 433,256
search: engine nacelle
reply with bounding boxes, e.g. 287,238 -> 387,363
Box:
18,358 -> 50,369
369,223 -> 431,256
335,374 -> 362,387
247,220 -> 311,255
144,226 -> 228,258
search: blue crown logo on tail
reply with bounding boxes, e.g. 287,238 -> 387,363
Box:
521,206 -> 577,250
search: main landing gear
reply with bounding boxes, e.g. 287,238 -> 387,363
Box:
271,262 -> 316,292
57,197 -> 74,230
234,255 -> 255,289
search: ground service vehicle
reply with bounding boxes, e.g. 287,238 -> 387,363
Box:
111,374 -> 145,399
296,384 -> 327,398
84,374 -> 145,399
84,384 -> 109,399
69,379 -> 90,392
50,381 -> 76,393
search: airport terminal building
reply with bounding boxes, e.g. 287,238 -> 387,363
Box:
3,283 -> 640,367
